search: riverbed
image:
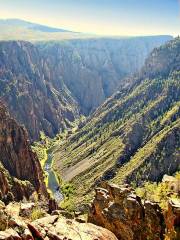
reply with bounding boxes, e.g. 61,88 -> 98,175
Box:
44,153 -> 64,202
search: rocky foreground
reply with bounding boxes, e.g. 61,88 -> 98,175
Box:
89,183 -> 180,240
0,183 -> 179,240
0,197 -> 118,240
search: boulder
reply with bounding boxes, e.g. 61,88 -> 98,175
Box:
0,228 -> 21,240
19,203 -> 35,217
30,215 -> 118,240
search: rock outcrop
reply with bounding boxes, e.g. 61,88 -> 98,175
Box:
0,102 -> 48,201
0,182 -> 179,240
88,182 -> 165,240
88,182 -> 180,240
0,203 -> 118,240
165,199 -> 180,240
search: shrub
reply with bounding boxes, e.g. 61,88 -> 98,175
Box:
30,207 -> 45,221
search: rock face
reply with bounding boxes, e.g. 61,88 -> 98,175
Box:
0,41 -> 79,141
0,102 -> 47,201
0,206 -> 118,240
0,36 -> 171,140
30,215 -> 118,240
0,183 -> 179,240
88,182 -> 165,240
165,199 -> 180,240
38,36 -> 172,115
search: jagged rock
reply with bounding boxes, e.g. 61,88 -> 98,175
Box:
53,210 -> 74,219
8,219 -> 33,240
48,199 -> 59,214
27,224 -> 43,240
1,203 -> 33,240
88,182 -> 165,240
0,102 -> 48,201
0,228 -> 21,240
39,36 -> 171,116
19,203 -> 35,217
0,210 -> 8,231
0,165 -> 11,201
30,215 -> 118,240
53,38 -> 180,202
165,199 -> 180,239
0,201 -> 5,210
162,175 -> 180,194
0,37 -> 171,140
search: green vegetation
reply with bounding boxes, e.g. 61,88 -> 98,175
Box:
55,173 -> 76,212
32,130 -> 79,210
113,119 -> 180,184
30,207 -> 46,221
135,172 -> 180,209
31,132 -> 51,168
51,38 -> 180,207
32,132 -> 59,193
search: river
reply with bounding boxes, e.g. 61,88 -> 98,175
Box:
44,153 -> 64,203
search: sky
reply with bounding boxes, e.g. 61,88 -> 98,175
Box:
0,0 -> 179,36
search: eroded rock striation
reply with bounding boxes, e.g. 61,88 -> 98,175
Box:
38,36 -> 172,115
165,199 -> 180,240
0,102 -> 47,202
88,182 -> 180,240
0,36 -> 171,140
0,41 -> 79,141
88,182 -> 165,240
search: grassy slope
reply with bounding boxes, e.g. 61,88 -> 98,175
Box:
52,75 -> 180,204
50,38 -> 180,207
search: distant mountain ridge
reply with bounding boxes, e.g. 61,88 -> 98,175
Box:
0,18 -> 93,41
0,19 -> 73,33
0,18 -> 173,41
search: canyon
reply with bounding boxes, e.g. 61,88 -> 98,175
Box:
0,35 -> 171,140
0,19 -> 179,240
52,37 -> 180,205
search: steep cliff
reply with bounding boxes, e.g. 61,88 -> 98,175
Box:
0,36 -> 171,140
0,102 -> 47,202
52,38 -> 180,204
38,36 -> 172,114
0,41 -> 79,141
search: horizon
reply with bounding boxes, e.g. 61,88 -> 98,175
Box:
0,18 -> 176,38
0,0 -> 179,37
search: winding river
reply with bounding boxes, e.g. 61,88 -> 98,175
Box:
44,153 -> 64,203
